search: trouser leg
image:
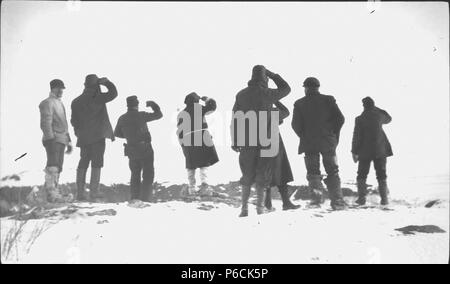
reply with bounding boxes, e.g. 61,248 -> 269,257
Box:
305,152 -> 325,205
356,159 -> 371,205
374,157 -> 389,205
141,153 -> 155,202
129,159 -> 142,200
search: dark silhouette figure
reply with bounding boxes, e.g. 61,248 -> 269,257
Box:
351,96 -> 393,206
291,77 -> 347,210
114,96 -> 163,202
231,65 -> 291,217
71,75 -> 118,201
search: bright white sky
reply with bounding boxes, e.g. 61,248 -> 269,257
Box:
1,1 -> 449,188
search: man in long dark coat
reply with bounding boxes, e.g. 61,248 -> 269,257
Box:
71,74 -> 118,201
352,96 -> 393,206
291,77 -> 347,210
114,96 -> 163,202
177,92 -> 219,196
231,65 -> 291,217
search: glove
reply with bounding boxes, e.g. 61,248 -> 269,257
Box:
98,77 -> 109,85
265,69 -> 276,79
66,143 -> 73,154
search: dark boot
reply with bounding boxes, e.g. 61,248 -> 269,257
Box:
307,174 -> 325,207
89,167 -> 105,201
264,188 -> 273,210
239,185 -> 251,217
355,179 -> 367,206
325,175 -> 348,211
279,185 -> 300,210
76,168 -> 88,201
378,179 -> 389,205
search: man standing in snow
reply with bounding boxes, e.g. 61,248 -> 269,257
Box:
231,65 -> 291,217
71,74 -> 118,202
291,77 -> 347,210
352,97 -> 393,206
114,96 -> 163,202
39,79 -> 73,203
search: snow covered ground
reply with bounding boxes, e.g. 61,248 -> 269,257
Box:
1,180 -> 448,264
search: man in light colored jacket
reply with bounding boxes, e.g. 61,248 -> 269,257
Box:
39,79 -> 73,203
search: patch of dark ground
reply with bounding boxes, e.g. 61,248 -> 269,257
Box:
395,225 -> 446,235
0,181 -> 427,218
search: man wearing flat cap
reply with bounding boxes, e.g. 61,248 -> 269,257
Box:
114,96 -> 163,202
291,77 -> 347,210
39,79 -> 73,203
71,74 -> 118,201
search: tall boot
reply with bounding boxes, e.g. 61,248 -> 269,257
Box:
264,187 -> 273,210
279,185 -> 300,210
378,179 -> 389,205
239,185 -> 251,217
307,174 -> 325,207
355,178 -> 367,206
89,167 -> 105,201
45,166 -> 64,203
325,175 -> 348,211
76,168 -> 88,201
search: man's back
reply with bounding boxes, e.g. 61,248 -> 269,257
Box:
232,73 -> 290,149
115,110 -> 152,145
292,93 -> 344,154
352,108 -> 392,160
71,81 -> 117,147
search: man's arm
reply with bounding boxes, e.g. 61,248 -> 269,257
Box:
291,103 -> 303,139
351,117 -> 362,155
202,97 -> 217,115
70,101 -> 80,137
113,118 -> 124,138
265,71 -> 291,104
39,101 -> 55,141
330,97 -> 345,140
143,101 -> 163,122
376,107 -> 392,124
230,98 -> 240,151
274,101 -> 290,122
94,79 -> 118,104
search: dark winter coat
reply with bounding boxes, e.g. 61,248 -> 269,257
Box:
71,81 -> 118,147
271,101 -> 294,186
291,92 -> 345,154
114,104 -> 163,160
177,97 -> 219,170
231,74 -> 291,149
351,107 -> 393,160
